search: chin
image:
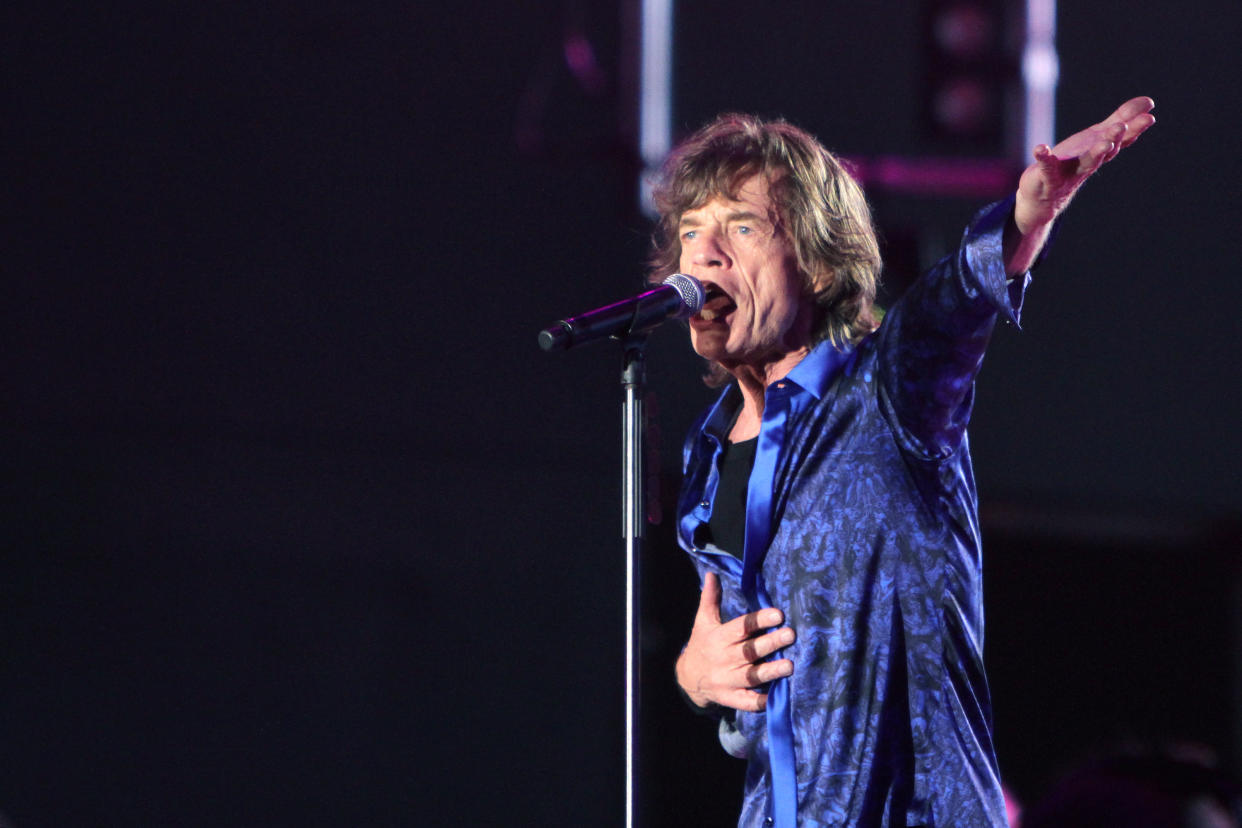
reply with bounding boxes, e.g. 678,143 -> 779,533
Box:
689,333 -> 727,363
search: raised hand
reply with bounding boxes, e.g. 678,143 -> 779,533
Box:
675,572 -> 795,712
1003,96 -> 1155,273
1014,96 -> 1156,235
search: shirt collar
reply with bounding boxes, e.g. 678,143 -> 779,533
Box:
699,339 -> 852,442
782,338 -> 853,400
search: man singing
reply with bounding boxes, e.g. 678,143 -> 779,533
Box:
653,98 -> 1155,826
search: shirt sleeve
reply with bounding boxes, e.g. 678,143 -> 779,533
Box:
875,196 -> 1032,460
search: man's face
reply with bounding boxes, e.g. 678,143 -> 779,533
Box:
678,176 -> 811,371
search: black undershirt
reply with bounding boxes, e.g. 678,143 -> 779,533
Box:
698,437 -> 757,559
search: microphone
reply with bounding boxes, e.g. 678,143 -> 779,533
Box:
537,273 -> 704,352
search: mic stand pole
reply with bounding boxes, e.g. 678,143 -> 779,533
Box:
620,332 -> 648,828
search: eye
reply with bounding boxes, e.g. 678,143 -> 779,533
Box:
736,225 -> 752,235
682,229 -> 697,240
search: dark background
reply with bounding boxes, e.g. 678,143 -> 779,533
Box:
5,2 -> 1241,825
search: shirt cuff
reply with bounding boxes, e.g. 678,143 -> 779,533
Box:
962,195 -> 1034,328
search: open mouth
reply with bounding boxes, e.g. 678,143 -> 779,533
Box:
697,283 -> 736,322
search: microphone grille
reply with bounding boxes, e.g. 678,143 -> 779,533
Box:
663,273 -> 704,316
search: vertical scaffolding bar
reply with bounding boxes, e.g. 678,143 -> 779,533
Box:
1021,0 -> 1058,157
637,0 -> 673,218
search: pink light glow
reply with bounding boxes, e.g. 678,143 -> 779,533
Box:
846,155 -> 1021,199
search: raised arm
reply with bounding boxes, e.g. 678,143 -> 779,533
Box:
1004,96 -> 1156,275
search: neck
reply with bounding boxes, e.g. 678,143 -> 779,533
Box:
724,344 -> 810,442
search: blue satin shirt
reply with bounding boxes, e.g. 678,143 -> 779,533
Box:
677,199 -> 1027,827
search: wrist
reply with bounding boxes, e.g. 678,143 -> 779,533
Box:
675,646 -> 714,709
1004,206 -> 1054,276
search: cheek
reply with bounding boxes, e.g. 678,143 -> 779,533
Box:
767,297 -> 801,334
757,272 -> 799,314
753,276 -> 804,334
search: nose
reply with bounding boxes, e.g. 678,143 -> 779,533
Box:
689,230 -> 731,269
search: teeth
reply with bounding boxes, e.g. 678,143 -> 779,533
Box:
700,308 -> 718,321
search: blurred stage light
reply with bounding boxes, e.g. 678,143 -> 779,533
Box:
933,3 -> 996,59
933,76 -> 992,136
920,0 -> 1013,151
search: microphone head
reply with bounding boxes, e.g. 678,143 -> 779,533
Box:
663,273 -> 704,317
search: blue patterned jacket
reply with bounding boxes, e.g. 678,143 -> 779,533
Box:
676,199 -> 1025,827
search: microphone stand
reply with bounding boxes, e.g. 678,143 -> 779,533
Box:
620,332 -> 648,828
542,286 -> 700,826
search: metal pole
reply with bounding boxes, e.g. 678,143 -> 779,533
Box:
621,334 -> 647,828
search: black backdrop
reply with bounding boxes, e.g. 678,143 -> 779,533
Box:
6,2 -> 1242,825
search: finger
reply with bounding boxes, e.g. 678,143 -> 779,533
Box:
1106,97 -> 1155,147
1118,112 -> 1156,149
742,658 -> 794,688
1033,142 -> 1064,176
696,571 -> 722,626
1107,95 -> 1155,125
737,606 -> 785,638
720,689 -> 769,713
739,626 -> 796,663
1084,135 -> 1120,172
1033,143 -> 1078,187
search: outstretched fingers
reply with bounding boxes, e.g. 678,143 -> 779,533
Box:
1093,96 -> 1155,158
1108,96 -> 1157,143
1015,95 -> 1155,240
